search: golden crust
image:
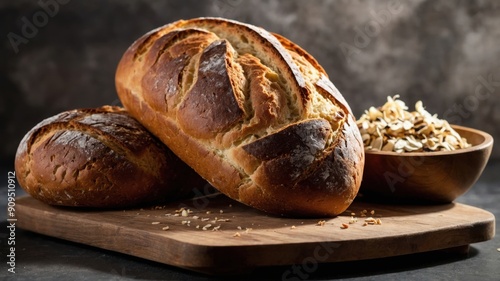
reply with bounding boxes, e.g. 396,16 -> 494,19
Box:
115,17 -> 364,217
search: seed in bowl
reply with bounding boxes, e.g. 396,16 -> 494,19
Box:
357,95 -> 471,152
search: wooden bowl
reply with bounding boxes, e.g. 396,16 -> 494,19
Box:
360,125 -> 493,203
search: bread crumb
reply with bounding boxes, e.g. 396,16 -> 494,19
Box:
350,212 -> 356,216
196,225 -> 200,229
340,223 -> 349,229
290,225 -> 296,229
212,225 -> 221,231
233,232 -> 241,237
162,226 -> 170,231
370,210 -> 375,215
349,216 -> 358,224
376,218 -> 382,225
181,210 -> 188,217
192,215 -> 199,219
237,226 -> 242,230
245,228 -> 253,233
206,211 -> 211,214
173,214 -> 180,217
202,224 -> 212,231
219,210 -> 224,214
201,218 -> 209,221
151,222 -> 160,225
317,220 -> 326,226
362,222 -> 368,226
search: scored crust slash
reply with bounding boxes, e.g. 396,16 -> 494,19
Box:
115,17 -> 365,217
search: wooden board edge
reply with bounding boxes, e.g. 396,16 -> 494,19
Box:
14,196 -> 496,274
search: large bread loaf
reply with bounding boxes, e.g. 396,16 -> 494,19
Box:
115,18 -> 364,216
15,106 -> 206,208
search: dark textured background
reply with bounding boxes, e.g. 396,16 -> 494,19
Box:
2,0 -> 499,166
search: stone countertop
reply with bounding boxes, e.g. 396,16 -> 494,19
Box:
1,162 -> 499,281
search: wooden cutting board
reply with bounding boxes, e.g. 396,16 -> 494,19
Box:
16,194 -> 495,274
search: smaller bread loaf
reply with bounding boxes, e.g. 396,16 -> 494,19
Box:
15,106 -> 206,208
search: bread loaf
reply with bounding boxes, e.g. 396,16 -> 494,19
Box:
115,18 -> 364,216
15,106 -> 206,208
